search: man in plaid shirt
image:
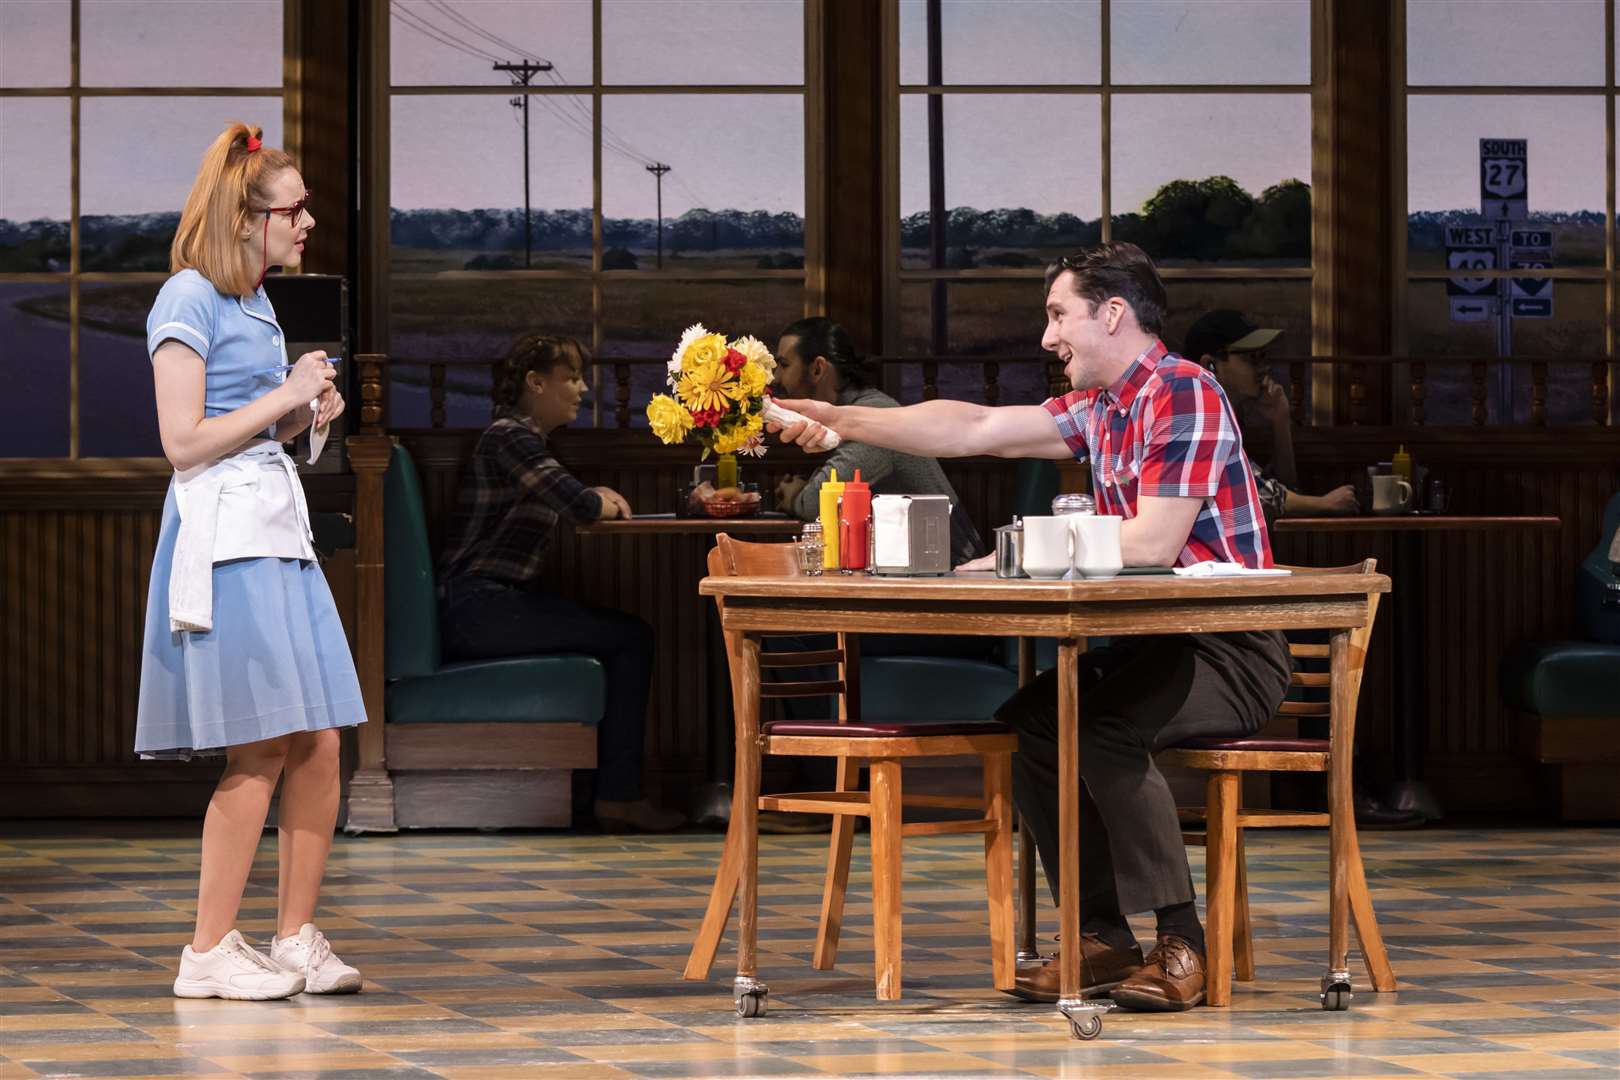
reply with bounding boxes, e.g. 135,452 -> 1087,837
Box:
773,243 -> 1292,1011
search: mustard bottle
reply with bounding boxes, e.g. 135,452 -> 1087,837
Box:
1392,445 -> 1412,485
818,468 -> 843,571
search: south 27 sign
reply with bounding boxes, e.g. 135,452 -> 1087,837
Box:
1480,138 -> 1528,221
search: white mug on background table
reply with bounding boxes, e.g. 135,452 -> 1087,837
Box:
1371,475 -> 1414,515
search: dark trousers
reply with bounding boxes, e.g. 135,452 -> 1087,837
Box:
440,576 -> 655,802
996,632 -> 1290,922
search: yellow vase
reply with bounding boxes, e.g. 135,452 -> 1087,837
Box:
716,452 -> 739,491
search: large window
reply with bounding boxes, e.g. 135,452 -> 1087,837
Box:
1401,0 -> 1617,425
0,0 -> 291,459
385,0 -> 817,428
886,0 -> 1317,406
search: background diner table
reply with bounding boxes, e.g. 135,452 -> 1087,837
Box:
698,566 -> 1391,1039
1275,515 -> 1560,820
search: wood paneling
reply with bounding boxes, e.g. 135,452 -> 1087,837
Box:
0,473 -> 360,815
2,427 -> 1612,817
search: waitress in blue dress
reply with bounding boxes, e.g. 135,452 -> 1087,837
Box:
138,122 -> 365,1000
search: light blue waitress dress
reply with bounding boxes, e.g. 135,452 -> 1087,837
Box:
135,269 -> 366,759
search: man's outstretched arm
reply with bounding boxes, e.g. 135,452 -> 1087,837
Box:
771,397 -> 1074,461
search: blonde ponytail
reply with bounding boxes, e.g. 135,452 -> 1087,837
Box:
170,122 -> 295,298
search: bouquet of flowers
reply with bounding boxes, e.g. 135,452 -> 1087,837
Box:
645,324 -> 777,458
645,324 -> 842,464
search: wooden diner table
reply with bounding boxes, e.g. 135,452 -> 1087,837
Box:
699,567 -> 1391,1039
1275,514 -> 1559,819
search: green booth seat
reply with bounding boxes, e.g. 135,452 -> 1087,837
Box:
1497,491 -> 1620,821
386,655 -> 605,725
381,443 -> 603,828
859,656 -> 1021,727
1499,642 -> 1620,720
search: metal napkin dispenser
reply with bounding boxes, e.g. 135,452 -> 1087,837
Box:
870,494 -> 953,576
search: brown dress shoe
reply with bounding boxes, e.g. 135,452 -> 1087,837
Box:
1004,933 -> 1143,1003
1110,934 -> 1206,1011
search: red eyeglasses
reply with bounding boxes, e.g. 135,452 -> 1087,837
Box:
263,190 -> 312,223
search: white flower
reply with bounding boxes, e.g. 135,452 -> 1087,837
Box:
731,335 -> 777,379
737,433 -> 768,457
670,322 -> 708,386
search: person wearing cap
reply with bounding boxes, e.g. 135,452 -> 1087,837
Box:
1182,309 -> 1358,524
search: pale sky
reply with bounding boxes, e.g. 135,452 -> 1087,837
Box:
0,0 -> 1611,223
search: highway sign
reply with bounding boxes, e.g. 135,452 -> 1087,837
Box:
1445,224 -> 1496,297
1508,227 -> 1553,318
1450,297 -> 1494,322
1480,138 -> 1528,221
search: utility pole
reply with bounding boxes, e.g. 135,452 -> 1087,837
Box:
645,162 -> 672,269
494,59 -> 553,267
925,0 -> 947,371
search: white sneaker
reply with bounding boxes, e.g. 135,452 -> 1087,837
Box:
270,923 -> 362,994
173,929 -> 306,1000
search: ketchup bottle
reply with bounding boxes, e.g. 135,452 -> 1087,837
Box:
838,469 -> 871,574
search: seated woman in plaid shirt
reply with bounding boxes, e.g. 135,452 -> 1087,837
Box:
770,242 -> 1291,1012
438,335 -> 683,833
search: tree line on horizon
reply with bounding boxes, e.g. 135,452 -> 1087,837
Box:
1,175 -> 1604,274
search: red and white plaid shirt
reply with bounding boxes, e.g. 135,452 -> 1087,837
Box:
1042,341 -> 1274,568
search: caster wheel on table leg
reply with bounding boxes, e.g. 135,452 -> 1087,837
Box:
1320,970 -> 1352,1011
1069,1014 -> 1102,1040
733,977 -> 769,1019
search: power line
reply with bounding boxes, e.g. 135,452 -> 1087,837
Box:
417,0 -> 655,168
397,1 -> 712,238
391,3 -> 503,63
426,0 -> 552,64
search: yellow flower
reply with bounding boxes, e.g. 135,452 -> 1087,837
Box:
682,332 -> 729,373
645,394 -> 693,444
731,335 -> 776,378
677,357 -> 743,414
735,359 -> 768,401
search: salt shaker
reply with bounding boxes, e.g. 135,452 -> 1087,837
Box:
797,522 -> 825,576
1052,493 -> 1095,515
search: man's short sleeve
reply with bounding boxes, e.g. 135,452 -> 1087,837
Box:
146,273 -> 217,362
1041,390 -> 1094,461
1136,375 -> 1237,499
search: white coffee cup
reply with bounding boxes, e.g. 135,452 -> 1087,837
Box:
1070,514 -> 1123,579
1020,516 -> 1073,579
1371,475 -> 1413,515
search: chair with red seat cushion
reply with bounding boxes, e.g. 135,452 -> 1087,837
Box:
684,533 -> 1017,1007
1157,559 -> 1395,1010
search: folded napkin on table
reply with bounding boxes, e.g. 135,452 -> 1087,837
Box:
1172,561 -> 1293,578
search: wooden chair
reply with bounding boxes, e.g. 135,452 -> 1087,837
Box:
1159,559 -> 1396,1009
684,534 -> 1018,1014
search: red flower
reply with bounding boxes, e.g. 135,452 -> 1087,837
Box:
691,407 -> 723,428
722,347 -> 747,374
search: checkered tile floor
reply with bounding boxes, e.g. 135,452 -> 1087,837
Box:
1,824 -> 1615,1078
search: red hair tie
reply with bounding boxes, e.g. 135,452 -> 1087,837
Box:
246,134 -> 262,152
